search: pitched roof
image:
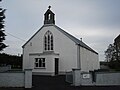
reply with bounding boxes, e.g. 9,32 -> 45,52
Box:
54,25 -> 98,54
22,24 -> 98,54
44,9 -> 55,15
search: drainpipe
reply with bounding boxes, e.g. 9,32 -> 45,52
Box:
77,44 -> 81,69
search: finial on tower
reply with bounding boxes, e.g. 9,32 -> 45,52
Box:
48,6 -> 51,9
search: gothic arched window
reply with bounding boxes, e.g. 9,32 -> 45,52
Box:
44,31 -> 53,51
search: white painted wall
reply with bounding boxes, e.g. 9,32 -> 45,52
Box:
0,69 -> 32,88
0,72 -> 24,87
52,26 -> 78,72
23,25 -> 78,74
23,25 -> 99,74
25,69 -> 32,88
72,69 -> 120,86
96,72 -> 120,86
0,65 -> 11,72
30,54 -> 59,75
80,47 -> 99,72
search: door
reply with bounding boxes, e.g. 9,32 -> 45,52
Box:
55,58 -> 59,75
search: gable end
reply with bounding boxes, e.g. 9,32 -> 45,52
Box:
22,26 -> 44,48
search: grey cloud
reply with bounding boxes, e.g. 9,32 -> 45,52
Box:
2,0 -> 120,60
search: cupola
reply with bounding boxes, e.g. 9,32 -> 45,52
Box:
44,6 -> 55,24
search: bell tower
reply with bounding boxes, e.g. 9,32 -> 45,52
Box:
44,6 -> 55,24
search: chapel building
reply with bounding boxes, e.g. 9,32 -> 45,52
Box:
22,7 -> 100,76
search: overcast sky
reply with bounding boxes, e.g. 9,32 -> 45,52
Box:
1,0 -> 120,61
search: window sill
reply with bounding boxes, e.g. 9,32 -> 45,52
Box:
43,51 -> 54,53
34,67 -> 46,69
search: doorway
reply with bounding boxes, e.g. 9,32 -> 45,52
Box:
55,58 -> 59,75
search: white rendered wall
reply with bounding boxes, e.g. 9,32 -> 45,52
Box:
52,26 -> 78,73
30,54 -> 59,75
80,47 -> 100,72
23,25 -> 78,74
0,72 -> 24,87
0,69 -> 32,88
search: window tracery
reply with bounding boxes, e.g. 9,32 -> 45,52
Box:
44,31 -> 53,51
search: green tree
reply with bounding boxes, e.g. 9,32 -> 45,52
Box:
0,0 -> 7,51
0,53 -> 22,69
105,42 -> 120,70
105,44 -> 115,62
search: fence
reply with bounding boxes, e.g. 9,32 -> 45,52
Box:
0,69 -> 32,88
66,71 -> 73,83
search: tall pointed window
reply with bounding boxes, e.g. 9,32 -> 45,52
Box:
44,31 -> 53,51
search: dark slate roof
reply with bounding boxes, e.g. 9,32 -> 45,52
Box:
22,24 -> 98,54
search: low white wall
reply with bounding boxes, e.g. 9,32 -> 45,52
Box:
96,72 -> 120,86
25,69 -> 32,88
72,69 -> 81,86
81,72 -> 93,86
0,69 -> 32,88
0,72 -> 24,87
72,69 -> 120,86
0,65 -> 11,72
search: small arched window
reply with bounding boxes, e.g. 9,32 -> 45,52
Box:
44,31 -> 53,51
48,14 -> 51,20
